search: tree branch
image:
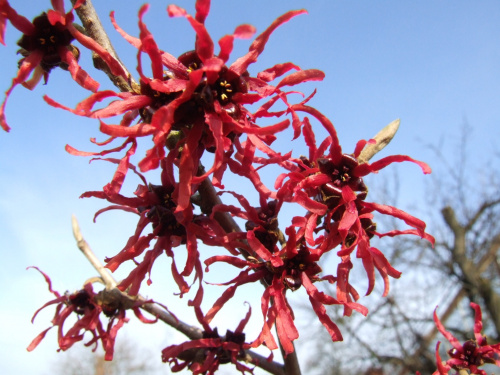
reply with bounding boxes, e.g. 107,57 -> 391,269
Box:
72,215 -> 117,290
71,0 -> 135,92
464,198 -> 500,232
441,206 -> 500,338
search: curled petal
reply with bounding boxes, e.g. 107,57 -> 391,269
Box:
433,306 -> 462,351
230,9 -> 307,75
276,69 -> 325,89
354,154 -> 432,176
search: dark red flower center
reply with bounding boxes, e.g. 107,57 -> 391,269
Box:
68,289 -> 94,315
140,184 -> 187,240
201,328 -> 246,364
317,154 -> 368,208
246,200 -> 281,251
17,13 -> 75,72
176,51 -> 247,117
260,246 -> 322,291
449,340 -> 484,368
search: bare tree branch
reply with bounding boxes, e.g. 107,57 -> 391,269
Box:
441,206 -> 500,337
464,198 -> 500,232
71,0 -> 136,92
72,215 -> 117,290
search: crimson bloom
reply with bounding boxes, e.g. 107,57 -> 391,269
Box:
162,305 -> 254,374
274,106 -> 435,298
27,267 -> 154,360
0,0 -> 126,131
82,158 -> 243,296
204,214 -> 368,355
432,303 -> 500,375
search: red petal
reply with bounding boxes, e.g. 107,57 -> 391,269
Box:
3,3 -> 35,35
230,10 -> 307,75
0,51 -> 43,131
167,4 -> 213,62
110,11 -> 141,48
247,230 -> 282,267
257,62 -> 301,82
102,140 -> 137,196
291,104 -> 341,161
27,327 -> 53,351
59,46 -> 99,92
354,154 -> 432,176
47,9 -> 65,26
276,69 -> 325,89
194,0 -> 210,23
68,23 -> 127,78
50,0 -> 65,14
234,24 -> 256,39
434,342 -> 452,374
205,255 -> 249,270
471,302 -> 484,343
138,4 -> 163,80
99,120 -> 156,137
361,201 -> 428,238
433,306 -> 462,350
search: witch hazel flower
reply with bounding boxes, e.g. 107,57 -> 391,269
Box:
204,215 -> 368,355
82,158 -> 243,296
274,106 -> 435,298
0,0 -> 125,131
431,303 -> 500,375
27,267 -> 155,360
162,305 -> 254,374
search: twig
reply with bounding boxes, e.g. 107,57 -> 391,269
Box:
71,0 -> 135,92
358,119 -> 400,164
72,215 -> 117,290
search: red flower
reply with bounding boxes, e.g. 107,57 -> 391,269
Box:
81,158 -> 242,296
0,0 -> 125,131
27,267 -> 154,360
274,105 -> 435,297
162,305 -> 254,374
432,303 -> 500,375
204,220 -> 368,355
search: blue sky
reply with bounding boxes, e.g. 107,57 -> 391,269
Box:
0,1 -> 499,374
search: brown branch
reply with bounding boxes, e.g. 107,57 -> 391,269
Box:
464,198 -> 500,232
358,119 -> 400,164
71,0 -> 135,92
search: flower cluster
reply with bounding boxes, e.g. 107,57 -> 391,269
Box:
431,303 -> 500,375
27,267 -> 155,360
2,0 -> 443,373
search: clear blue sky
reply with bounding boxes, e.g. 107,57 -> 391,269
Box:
0,1 -> 499,373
